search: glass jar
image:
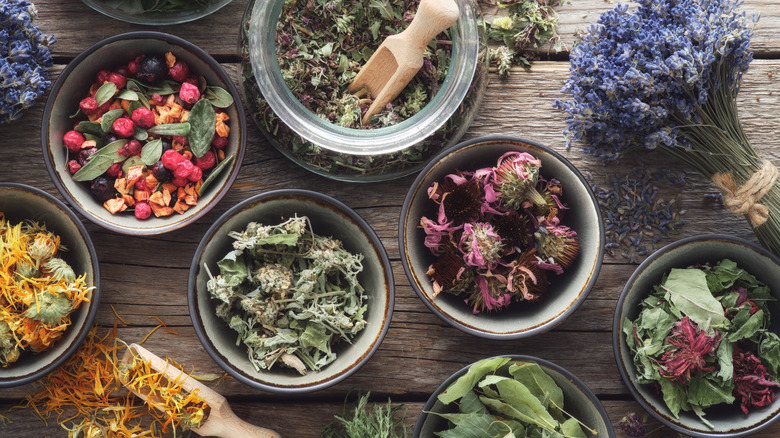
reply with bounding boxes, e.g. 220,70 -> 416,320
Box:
240,0 -> 488,182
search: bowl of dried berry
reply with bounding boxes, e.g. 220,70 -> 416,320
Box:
42,31 -> 245,235
0,183 -> 100,388
188,189 -> 394,393
399,135 -> 604,339
614,235 -> 780,437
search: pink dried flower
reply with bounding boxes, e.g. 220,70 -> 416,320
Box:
493,151 -> 546,209
471,275 -> 512,314
459,222 -> 503,269
659,316 -> 721,383
733,347 -> 779,414
420,216 -> 460,255
534,217 -> 580,272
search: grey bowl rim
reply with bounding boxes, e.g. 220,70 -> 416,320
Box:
0,182 -> 101,388
40,30 -> 247,236
398,134 -> 605,340
187,188 -> 395,394
612,233 -> 780,438
412,354 -> 616,438
80,0 -> 234,26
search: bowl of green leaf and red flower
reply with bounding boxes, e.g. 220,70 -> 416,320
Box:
614,234 -> 780,437
42,31 -> 245,235
399,135 -> 604,339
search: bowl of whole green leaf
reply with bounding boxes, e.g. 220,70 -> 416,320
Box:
188,189 -> 394,393
413,355 -> 614,438
614,234 -> 780,437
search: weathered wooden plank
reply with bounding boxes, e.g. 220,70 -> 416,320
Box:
31,0 -> 780,59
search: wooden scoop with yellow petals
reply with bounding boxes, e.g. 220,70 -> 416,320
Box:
121,343 -> 280,438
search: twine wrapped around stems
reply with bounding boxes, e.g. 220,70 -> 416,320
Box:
712,160 -> 779,227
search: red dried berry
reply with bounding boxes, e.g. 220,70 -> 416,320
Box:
134,177 -> 147,191
183,76 -> 199,87
107,72 -> 127,90
96,69 -> 111,83
150,93 -> 164,105
173,135 -> 188,147
79,97 -> 99,115
63,130 -> 85,153
112,117 -> 135,138
126,140 -> 142,156
162,149 -> 185,170
106,163 -> 124,178
174,161 -> 194,179
172,176 -> 189,187
67,160 -> 81,174
212,136 -> 228,149
115,66 -> 130,77
98,99 -> 112,114
131,107 -> 155,129
128,60 -> 139,75
188,166 -> 203,182
193,150 -> 216,170
168,61 -> 190,82
179,82 -> 200,105
134,202 -> 152,220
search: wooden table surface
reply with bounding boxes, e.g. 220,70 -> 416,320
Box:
2,1 -> 780,437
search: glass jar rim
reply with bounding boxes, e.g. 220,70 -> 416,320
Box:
248,0 -> 480,156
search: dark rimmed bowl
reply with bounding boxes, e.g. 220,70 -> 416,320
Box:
188,189 -> 394,393
399,135 -> 604,339
0,183 -> 100,388
413,355 -> 615,437
614,234 -> 780,437
81,0 -> 233,25
42,31 -> 246,235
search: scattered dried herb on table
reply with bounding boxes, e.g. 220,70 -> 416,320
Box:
624,259 -> 780,427
21,326 -> 213,438
0,215 -> 92,367
480,0 -> 563,77
321,393 -> 411,438
64,51 -> 235,220
432,357 -> 593,437
421,152 -> 579,313
205,216 -> 368,374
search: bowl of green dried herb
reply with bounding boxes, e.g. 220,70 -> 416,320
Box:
188,189 -> 394,393
42,31 -> 246,235
413,355 -> 615,437
239,0 -> 488,182
614,234 -> 780,437
399,135 -> 604,339
81,0 -> 233,25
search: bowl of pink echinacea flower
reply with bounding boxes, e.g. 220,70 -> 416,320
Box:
399,135 -> 604,340
614,234 -> 780,438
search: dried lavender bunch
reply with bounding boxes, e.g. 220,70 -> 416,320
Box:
205,216 -> 368,374
556,0 -> 780,256
0,1 -> 55,124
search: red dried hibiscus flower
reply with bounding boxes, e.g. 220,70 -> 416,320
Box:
733,347 -> 779,414
660,316 -> 721,383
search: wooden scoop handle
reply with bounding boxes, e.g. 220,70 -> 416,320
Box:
403,0 -> 460,51
194,407 -> 282,438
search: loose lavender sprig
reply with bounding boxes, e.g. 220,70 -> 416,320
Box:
556,0 -> 780,256
0,1 -> 55,124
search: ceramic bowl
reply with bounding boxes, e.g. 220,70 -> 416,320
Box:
399,135 -> 604,339
188,189 -> 394,393
414,355 -> 615,437
0,183 -> 100,388
81,0 -> 233,25
42,31 -> 246,235
614,234 -> 780,437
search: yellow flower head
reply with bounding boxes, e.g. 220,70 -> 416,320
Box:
493,16 -> 514,30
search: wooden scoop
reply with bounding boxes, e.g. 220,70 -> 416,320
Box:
348,0 -> 460,124
121,343 -> 281,438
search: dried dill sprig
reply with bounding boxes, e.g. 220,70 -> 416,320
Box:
321,393 -> 410,438
205,216 -> 368,374
482,0 -> 563,77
